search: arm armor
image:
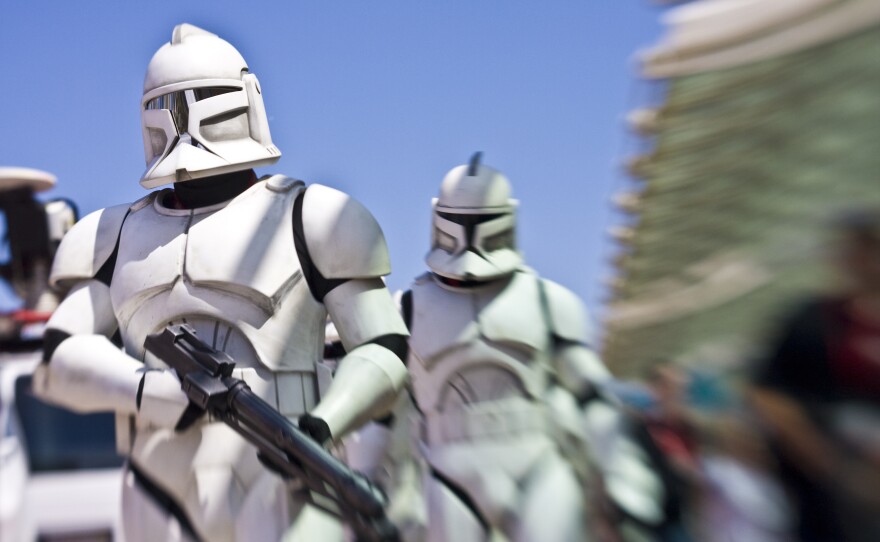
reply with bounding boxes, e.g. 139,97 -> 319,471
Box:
540,279 -> 610,399
311,280 -> 409,441
35,206 -> 188,429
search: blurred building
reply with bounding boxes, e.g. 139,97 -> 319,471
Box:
603,0 -> 880,376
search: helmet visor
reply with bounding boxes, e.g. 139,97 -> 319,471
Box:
145,87 -> 237,134
434,210 -> 517,256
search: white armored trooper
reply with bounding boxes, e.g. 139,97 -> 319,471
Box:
398,155 -> 670,542
33,24 -> 409,542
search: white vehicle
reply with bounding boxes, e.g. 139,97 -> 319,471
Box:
0,351 -> 123,542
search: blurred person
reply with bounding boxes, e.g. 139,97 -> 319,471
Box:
698,414 -> 794,542
642,365 -> 701,486
638,364 -> 699,542
643,365 -> 795,542
32,24 -> 409,542
750,210 -> 880,542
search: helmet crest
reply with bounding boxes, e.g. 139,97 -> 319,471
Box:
467,151 -> 483,176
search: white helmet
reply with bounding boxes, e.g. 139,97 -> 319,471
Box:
426,153 -> 522,282
139,24 -> 280,188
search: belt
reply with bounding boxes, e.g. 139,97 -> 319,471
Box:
426,396 -> 547,446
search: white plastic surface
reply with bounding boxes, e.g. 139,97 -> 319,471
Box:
435,164 -> 514,211
48,202 -> 132,290
541,279 -> 592,345
302,184 -> 392,280
34,334 -> 143,415
324,279 -> 408,351
138,370 -> 189,429
311,342 -> 408,441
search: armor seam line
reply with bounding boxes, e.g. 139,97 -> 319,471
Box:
275,370 -> 282,412
95,208 -> 132,287
127,461 -> 205,542
179,209 -> 194,280
135,373 -> 145,409
429,466 -> 490,533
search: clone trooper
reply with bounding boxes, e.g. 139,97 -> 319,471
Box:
399,155 -> 669,542
33,24 -> 409,542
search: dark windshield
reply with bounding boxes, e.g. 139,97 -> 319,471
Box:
13,375 -> 123,472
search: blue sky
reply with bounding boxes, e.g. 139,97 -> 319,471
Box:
0,1 -> 664,321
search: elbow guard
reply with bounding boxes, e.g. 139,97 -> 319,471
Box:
309,342 -> 409,442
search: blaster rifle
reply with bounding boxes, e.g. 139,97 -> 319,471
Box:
144,324 -> 399,542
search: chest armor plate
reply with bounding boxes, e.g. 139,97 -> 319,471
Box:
408,272 -> 553,413
109,178 -> 327,415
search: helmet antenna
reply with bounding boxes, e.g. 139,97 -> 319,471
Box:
467,152 -> 483,176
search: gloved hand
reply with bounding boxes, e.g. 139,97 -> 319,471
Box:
136,369 -> 203,430
299,412 -> 333,446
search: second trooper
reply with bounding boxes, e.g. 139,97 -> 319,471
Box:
395,155 -> 669,541
34,24 -> 409,542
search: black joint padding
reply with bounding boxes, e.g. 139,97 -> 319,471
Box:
575,383 -> 600,407
292,189 -> 348,302
553,336 -> 587,348
42,328 -> 71,363
375,413 -> 395,427
110,328 -> 123,348
95,209 -> 132,287
366,334 -> 409,365
400,289 -> 413,331
299,413 -> 332,446
323,341 -> 347,360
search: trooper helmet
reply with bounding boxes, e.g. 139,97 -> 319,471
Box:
139,24 -> 280,188
426,153 -> 522,282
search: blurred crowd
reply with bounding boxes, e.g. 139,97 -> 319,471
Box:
623,211 -> 880,542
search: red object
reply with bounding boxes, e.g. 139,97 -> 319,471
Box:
11,309 -> 52,324
643,414 -> 700,468
828,301 -> 880,397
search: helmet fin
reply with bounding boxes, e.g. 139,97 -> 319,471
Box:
171,23 -> 216,45
467,151 -> 483,176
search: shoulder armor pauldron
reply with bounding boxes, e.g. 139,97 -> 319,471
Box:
540,278 -> 592,345
300,184 -> 391,280
49,199 -> 142,290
